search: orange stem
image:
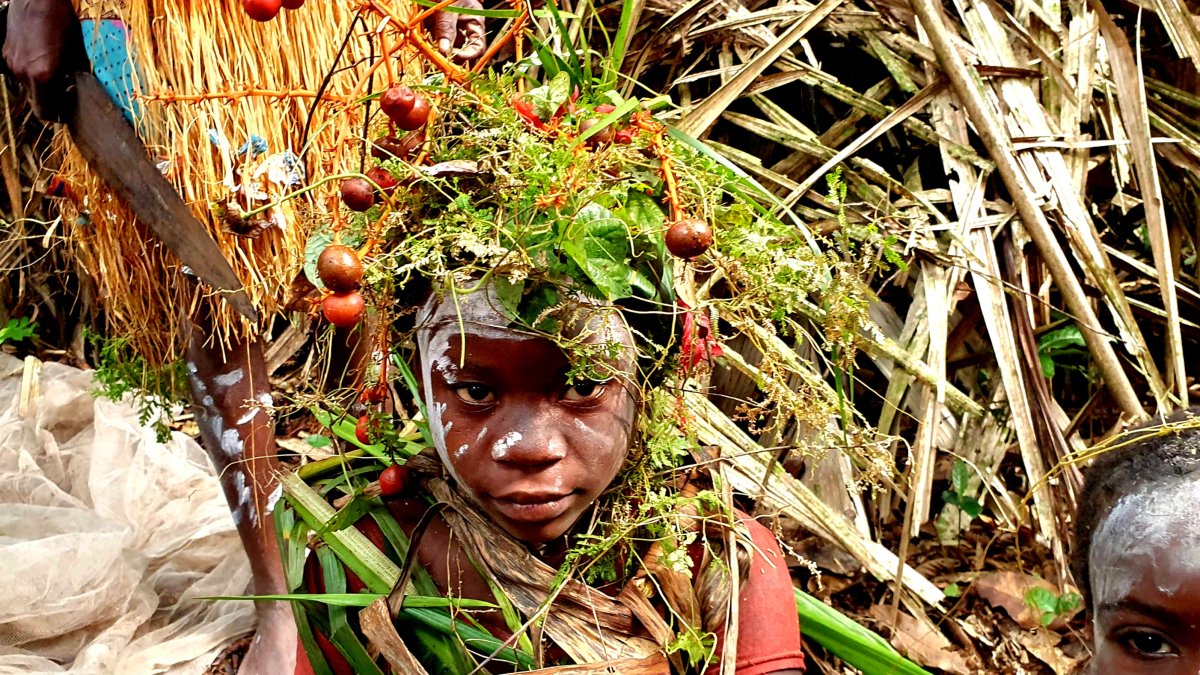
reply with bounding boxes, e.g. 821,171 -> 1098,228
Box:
473,6 -> 527,73
409,0 -> 462,29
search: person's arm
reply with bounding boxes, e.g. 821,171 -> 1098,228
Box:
3,0 -> 83,122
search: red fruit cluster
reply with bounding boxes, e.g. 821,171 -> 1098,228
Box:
317,245 -> 366,327
380,86 -> 430,131
241,0 -> 302,22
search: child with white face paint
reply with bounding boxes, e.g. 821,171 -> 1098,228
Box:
1073,409 -> 1200,672
377,282 -> 809,674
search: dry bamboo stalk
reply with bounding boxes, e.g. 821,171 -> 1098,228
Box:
684,394 -> 946,608
678,0 -> 845,137
908,0 -> 1147,420
522,653 -> 670,674
956,0 -> 1170,414
360,598 -> 432,675
1093,0 -> 1187,408
908,263 -> 948,535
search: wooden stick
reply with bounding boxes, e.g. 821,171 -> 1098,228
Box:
908,0 -> 1147,420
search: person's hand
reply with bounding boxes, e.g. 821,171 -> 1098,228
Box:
3,0 -> 82,122
429,0 -> 487,64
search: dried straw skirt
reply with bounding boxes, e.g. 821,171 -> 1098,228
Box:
57,0 -> 378,362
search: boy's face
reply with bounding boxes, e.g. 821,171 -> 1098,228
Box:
418,295 -> 637,545
1090,479 -> 1200,673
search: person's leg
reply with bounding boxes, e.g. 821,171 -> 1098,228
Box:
186,319 -> 304,674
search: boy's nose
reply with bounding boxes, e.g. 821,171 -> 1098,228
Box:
491,411 -> 568,465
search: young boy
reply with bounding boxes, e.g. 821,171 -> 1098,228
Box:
309,283 -> 808,673
1073,409 -> 1200,671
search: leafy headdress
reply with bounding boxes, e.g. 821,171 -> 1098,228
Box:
284,51 -> 841,673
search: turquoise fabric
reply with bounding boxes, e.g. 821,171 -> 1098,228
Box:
80,19 -> 141,125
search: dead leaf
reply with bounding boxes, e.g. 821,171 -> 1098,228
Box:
1013,627 -> 1085,675
869,606 -> 971,674
973,571 -> 1079,630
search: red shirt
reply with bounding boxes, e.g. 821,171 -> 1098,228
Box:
716,515 -> 807,674
297,513 -> 806,674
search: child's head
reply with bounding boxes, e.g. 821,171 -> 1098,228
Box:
1073,409 -> 1200,671
415,282 -> 638,545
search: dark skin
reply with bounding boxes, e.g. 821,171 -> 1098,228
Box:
399,314 -> 802,673
1089,508 -> 1200,672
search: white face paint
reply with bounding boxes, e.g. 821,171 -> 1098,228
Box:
1089,477 -> 1200,654
230,471 -> 257,527
265,484 -> 283,514
414,282 -> 637,493
220,428 -> 245,458
491,432 -> 523,460
236,407 -> 260,425
213,368 -> 244,391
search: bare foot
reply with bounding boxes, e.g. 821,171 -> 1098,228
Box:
237,603 -> 307,675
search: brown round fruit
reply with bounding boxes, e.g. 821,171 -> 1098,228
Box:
395,95 -> 430,131
340,178 -> 375,212
316,244 -> 363,292
380,86 -> 416,125
579,118 -> 614,146
322,291 -> 365,327
665,218 -> 714,259
365,167 -> 399,198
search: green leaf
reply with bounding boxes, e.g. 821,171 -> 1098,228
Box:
306,434 -> 332,448
951,459 -> 971,496
943,583 -> 962,598
958,496 -> 983,519
518,284 -> 560,332
1024,586 -> 1060,616
493,275 -> 524,321
317,548 -> 386,675
525,71 -> 574,121
1039,353 -> 1055,379
794,589 -> 931,675
562,202 -> 632,300
318,495 -> 375,536
0,317 -> 36,344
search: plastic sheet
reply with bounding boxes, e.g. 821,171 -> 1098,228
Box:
0,355 -> 255,674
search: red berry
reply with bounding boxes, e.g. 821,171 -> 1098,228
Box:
322,291 -> 365,327
360,385 -> 388,404
340,178 -> 375,212
316,244 -> 363,292
355,415 -> 372,444
379,464 -> 408,496
395,95 -> 430,131
665,219 -> 714,259
365,167 -> 399,198
281,0 -> 304,8
242,0 -> 281,21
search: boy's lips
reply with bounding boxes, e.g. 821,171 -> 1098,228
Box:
489,490 -> 576,523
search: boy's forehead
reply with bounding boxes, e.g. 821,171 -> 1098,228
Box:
1090,477 -> 1200,603
417,286 -> 635,353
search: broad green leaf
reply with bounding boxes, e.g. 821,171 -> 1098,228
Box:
306,434 -> 332,448
951,459 -> 971,497
794,589 -> 931,675
493,275 -> 524,321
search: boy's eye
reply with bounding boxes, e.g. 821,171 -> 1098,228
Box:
563,380 -> 608,401
1116,628 -> 1177,658
452,384 -> 496,404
